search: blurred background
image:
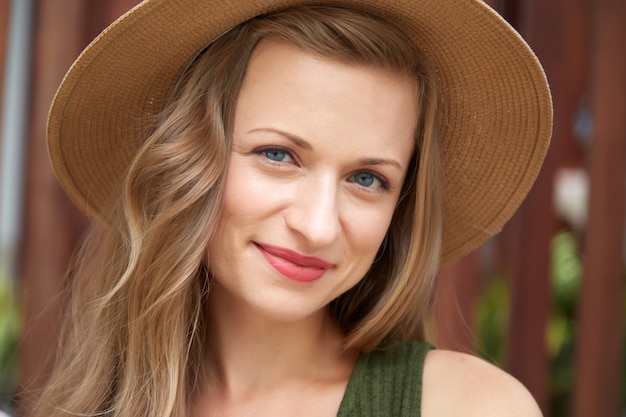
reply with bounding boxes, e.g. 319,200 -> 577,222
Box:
0,0 -> 624,416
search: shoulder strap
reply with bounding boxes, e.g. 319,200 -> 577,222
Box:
337,341 -> 434,417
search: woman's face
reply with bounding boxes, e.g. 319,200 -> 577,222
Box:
206,39 -> 417,323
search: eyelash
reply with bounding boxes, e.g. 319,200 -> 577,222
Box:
253,146 -> 390,191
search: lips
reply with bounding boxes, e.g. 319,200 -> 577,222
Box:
255,242 -> 332,282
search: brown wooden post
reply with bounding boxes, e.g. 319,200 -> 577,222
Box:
434,252 -> 481,353
17,0 -> 88,410
573,0 -> 626,416
505,0 -> 592,413
16,1 -> 144,412
506,128 -> 554,416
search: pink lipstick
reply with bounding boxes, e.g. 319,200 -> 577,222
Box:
255,242 -> 332,283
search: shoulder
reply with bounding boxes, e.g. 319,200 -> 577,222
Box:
421,349 -> 542,417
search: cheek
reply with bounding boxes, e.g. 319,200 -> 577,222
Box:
344,201 -> 397,259
206,163 -> 256,256
220,160 -> 278,221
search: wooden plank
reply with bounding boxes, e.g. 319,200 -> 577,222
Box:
506,1 -> 553,411
434,252 -> 480,353
505,0 -> 592,413
507,154 -> 553,416
17,1 -> 142,412
573,0 -> 626,415
17,0 -> 87,411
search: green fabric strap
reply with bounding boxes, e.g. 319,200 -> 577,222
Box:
337,341 -> 434,417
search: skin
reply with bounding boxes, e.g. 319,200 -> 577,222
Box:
422,350 -> 543,417
197,38 -> 542,417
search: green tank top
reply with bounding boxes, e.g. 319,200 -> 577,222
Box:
337,340 -> 433,417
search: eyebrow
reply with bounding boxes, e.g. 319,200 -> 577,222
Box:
248,128 -> 313,150
359,157 -> 403,171
248,127 -> 404,171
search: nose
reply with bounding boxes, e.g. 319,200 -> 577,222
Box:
284,173 -> 341,248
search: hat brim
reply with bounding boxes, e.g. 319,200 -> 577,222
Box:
47,0 -> 552,264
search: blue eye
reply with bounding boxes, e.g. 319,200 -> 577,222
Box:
352,171 -> 388,190
264,148 -> 288,161
256,147 -> 295,164
355,172 -> 375,187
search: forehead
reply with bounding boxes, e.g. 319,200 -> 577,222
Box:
235,39 -> 417,158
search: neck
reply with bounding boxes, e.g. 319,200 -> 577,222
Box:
204,285 -> 355,395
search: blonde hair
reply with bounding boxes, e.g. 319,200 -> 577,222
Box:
28,6 -> 441,417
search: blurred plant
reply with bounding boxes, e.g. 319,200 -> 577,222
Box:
476,272 -> 510,366
548,230 -> 582,417
0,266 -> 20,406
474,230 -> 614,417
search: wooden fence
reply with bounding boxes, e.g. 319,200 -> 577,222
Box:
0,0 -> 623,416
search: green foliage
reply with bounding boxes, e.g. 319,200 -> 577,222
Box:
548,231 -> 583,417
474,230 -> 626,417
476,274 -> 510,366
0,266 -> 20,404
550,231 -> 582,316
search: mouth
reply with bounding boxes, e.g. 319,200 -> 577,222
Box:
254,242 -> 332,283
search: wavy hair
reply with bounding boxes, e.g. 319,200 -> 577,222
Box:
28,6 -> 441,417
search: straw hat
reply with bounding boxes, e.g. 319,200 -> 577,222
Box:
47,0 -> 552,264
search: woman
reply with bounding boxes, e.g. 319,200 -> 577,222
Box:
33,0 -> 552,416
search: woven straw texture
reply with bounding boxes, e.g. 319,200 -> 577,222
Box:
47,0 -> 553,264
